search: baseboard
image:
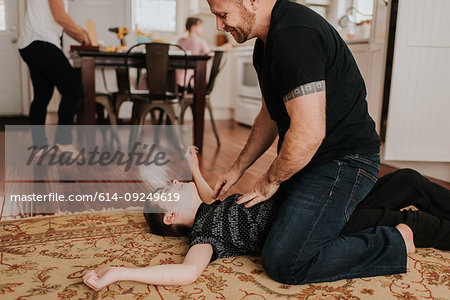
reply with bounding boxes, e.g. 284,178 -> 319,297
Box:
381,159 -> 450,183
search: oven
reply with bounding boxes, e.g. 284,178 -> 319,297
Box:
236,51 -> 261,99
234,50 -> 262,126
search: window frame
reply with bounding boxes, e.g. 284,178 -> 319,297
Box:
132,0 -> 178,34
0,0 -> 7,31
351,0 -> 374,24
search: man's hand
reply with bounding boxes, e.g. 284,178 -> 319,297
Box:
236,174 -> 280,208
212,167 -> 244,200
83,267 -> 123,292
211,99 -> 277,201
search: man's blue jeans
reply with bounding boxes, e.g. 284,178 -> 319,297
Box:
261,153 -> 407,284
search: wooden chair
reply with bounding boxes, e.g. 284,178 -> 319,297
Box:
180,51 -> 225,147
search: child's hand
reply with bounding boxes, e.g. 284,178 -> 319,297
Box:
83,267 -> 123,292
184,146 -> 199,167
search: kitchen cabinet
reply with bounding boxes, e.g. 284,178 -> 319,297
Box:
384,0 -> 450,164
347,0 -> 389,134
348,42 -> 371,85
304,0 -> 330,5
208,51 -> 236,120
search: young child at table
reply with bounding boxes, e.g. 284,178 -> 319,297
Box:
176,17 -> 232,90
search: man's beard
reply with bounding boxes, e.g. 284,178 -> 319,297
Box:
225,5 -> 256,43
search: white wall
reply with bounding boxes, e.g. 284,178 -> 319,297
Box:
383,0 -> 450,182
62,0 -> 223,50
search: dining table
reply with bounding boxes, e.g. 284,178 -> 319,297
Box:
71,50 -> 211,152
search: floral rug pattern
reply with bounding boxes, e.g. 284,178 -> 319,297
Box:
0,212 -> 449,299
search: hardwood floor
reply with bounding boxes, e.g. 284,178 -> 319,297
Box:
0,119 -> 448,220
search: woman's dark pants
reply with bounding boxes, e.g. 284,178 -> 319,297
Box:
19,41 -> 82,146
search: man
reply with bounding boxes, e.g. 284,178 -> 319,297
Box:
18,0 -> 90,149
208,0 -> 414,285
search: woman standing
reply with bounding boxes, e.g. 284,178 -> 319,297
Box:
18,0 -> 91,148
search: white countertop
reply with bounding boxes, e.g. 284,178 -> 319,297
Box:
345,38 -> 371,44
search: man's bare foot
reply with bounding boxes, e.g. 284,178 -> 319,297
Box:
396,223 -> 416,254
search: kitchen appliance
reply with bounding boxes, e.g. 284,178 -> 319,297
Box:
236,52 -> 261,99
234,50 -> 262,126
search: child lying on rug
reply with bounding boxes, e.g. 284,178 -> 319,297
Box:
83,147 -> 450,291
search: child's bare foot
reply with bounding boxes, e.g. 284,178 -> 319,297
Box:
396,223 -> 416,254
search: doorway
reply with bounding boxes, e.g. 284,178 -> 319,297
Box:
0,0 -> 23,115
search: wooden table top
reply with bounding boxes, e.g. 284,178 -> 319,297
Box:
71,51 -> 211,68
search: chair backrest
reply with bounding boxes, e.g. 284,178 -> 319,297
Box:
144,43 -> 170,96
115,67 -> 129,93
206,51 -> 225,96
125,43 -> 188,98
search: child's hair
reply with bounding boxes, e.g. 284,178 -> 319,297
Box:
143,188 -> 191,237
186,17 -> 203,32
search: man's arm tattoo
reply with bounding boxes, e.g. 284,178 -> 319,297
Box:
283,80 -> 326,103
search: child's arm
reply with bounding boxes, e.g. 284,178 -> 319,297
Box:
83,244 -> 213,291
186,147 -> 215,204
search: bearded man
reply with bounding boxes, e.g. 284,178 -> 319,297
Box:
208,0 -> 415,285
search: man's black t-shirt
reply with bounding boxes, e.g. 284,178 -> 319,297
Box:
253,0 -> 380,170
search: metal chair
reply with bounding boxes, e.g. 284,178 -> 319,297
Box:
95,68 -> 121,150
125,43 -> 189,153
95,67 -> 119,125
180,51 -> 225,147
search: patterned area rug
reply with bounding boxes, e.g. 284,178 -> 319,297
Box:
0,212 -> 449,300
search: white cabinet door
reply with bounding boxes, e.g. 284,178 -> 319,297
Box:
0,0 -> 23,115
348,43 -> 371,86
385,0 -> 450,162
366,0 -> 390,134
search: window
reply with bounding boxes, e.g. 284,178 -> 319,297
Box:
0,0 -> 6,31
352,0 -> 373,23
133,0 -> 177,33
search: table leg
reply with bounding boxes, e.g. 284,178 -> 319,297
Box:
193,60 -> 207,152
77,57 -> 96,125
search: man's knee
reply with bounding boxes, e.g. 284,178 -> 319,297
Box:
261,244 -> 311,285
261,250 -> 292,284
